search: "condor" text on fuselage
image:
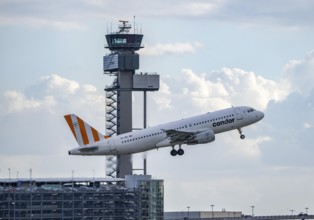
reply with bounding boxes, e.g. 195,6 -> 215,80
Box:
212,118 -> 235,127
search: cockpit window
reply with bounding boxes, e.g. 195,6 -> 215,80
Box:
247,108 -> 255,113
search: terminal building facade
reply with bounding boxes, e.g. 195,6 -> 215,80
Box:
0,175 -> 163,219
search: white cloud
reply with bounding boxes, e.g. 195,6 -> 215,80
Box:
140,42 -> 203,56
150,80 -> 173,110
177,1 -> 222,17
2,90 -> 56,114
0,74 -> 107,154
43,74 -> 80,94
227,136 -> 271,159
303,122 -> 312,129
166,68 -> 288,112
283,50 -> 314,96
143,65 -> 291,129
83,84 -> 97,92
0,15 -> 85,31
0,74 -> 104,117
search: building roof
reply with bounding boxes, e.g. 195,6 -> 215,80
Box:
0,177 -> 124,183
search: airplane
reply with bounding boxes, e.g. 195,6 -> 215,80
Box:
65,106 -> 264,157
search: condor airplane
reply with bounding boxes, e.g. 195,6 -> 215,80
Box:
65,106 -> 264,156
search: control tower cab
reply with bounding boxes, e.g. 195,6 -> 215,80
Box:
105,20 -> 143,51
104,20 -> 144,72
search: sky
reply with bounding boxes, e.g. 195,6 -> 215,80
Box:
1,0 -> 314,215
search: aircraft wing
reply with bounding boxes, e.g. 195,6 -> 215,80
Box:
163,129 -> 195,143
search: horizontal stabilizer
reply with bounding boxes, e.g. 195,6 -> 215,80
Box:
78,146 -> 99,152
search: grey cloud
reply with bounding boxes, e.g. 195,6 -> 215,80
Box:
260,91 -> 314,167
1,0 -> 314,30
257,51 -> 314,167
206,0 -> 314,28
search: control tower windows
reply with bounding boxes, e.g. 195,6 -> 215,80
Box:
112,38 -> 127,45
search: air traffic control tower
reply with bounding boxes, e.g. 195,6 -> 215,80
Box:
104,20 -> 159,178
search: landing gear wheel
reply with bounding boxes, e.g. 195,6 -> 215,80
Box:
177,148 -> 184,156
170,149 -> 178,156
238,128 -> 245,139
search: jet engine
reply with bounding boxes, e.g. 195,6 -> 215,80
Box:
187,129 -> 215,145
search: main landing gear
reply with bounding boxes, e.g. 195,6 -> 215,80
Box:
170,145 -> 184,156
238,128 -> 245,139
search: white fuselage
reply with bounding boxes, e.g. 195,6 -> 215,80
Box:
68,106 -> 264,156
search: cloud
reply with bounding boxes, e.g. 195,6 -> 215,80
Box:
42,74 -> 80,94
282,50 -> 314,96
303,122 -> 312,129
182,1 -> 221,16
2,90 -> 56,114
0,0 -> 88,31
193,0 -> 314,29
0,74 -> 107,157
1,0 -> 314,31
227,136 -> 271,159
83,84 -> 97,92
0,15 -> 85,31
162,68 -> 288,113
150,80 -> 173,110
261,91 -> 314,167
249,50 -> 314,167
140,42 -> 203,56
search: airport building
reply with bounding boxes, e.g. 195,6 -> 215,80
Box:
0,175 -> 163,219
164,211 -> 243,220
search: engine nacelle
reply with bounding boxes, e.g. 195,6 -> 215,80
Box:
187,130 -> 215,145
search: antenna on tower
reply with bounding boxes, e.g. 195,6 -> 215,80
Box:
134,16 -> 136,34
118,20 -> 131,33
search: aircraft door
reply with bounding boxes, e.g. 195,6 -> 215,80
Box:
107,139 -> 116,152
234,108 -> 243,120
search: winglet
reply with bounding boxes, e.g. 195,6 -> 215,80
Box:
64,114 -> 109,146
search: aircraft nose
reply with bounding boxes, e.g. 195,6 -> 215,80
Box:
258,111 -> 264,120
68,150 -> 71,155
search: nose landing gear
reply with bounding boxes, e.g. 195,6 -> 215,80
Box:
238,128 -> 246,139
